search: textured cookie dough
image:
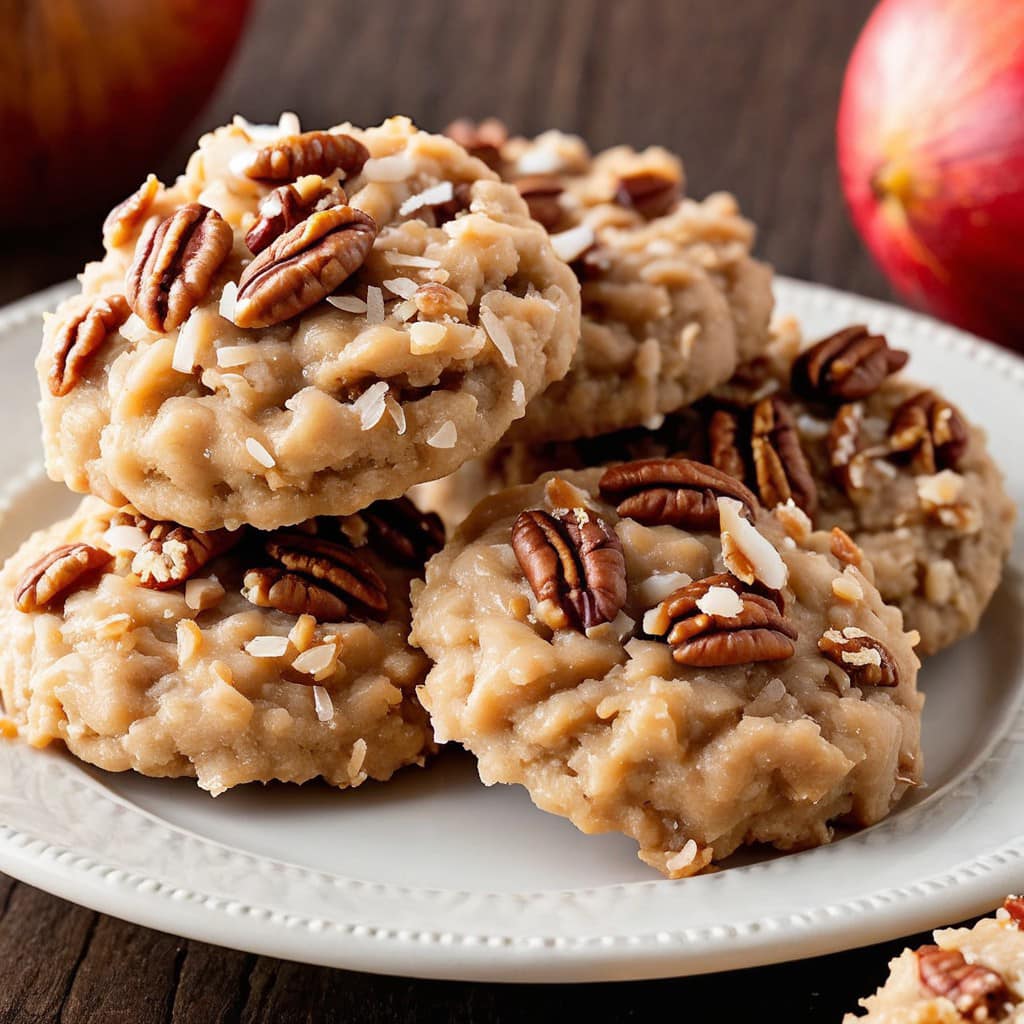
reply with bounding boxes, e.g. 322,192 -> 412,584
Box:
39,114 -> 581,532
453,125 -> 774,442
845,897 -> 1024,1022
0,496 -> 437,794
416,318 -> 1015,656
411,467 -> 922,877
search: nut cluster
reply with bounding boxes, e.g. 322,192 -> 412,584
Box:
791,325 -> 908,402
916,944 -> 1011,1021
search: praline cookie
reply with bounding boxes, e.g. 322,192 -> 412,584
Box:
445,122 -> 774,442
0,494 -> 441,795
38,114 -> 581,532
844,896 -> 1024,1022
410,464 -> 922,877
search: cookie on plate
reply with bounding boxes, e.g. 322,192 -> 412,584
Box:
844,896 -> 1024,1022
444,122 -> 774,443
0,494 -> 442,795
415,318 -> 1015,656
411,464 -> 922,877
38,114 -> 581,532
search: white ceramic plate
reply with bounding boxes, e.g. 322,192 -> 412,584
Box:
0,278 -> 1021,983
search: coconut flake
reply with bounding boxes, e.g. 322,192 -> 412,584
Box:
279,111 -> 301,135
218,281 -> 238,322
718,497 -> 788,590
398,181 -> 454,216
102,524 -> 150,554
292,642 -> 337,676
644,413 -> 666,431
217,345 -> 261,368
409,320 -> 448,354
312,685 -> 334,723
696,586 -> 744,618
245,437 -> 276,468
384,252 -> 441,269
391,299 -> 417,322
171,314 -> 202,374
348,737 -> 368,774
511,379 -> 526,410
383,277 -> 419,299
665,840 -> 699,873
637,571 -> 692,607
361,155 -> 415,182
353,381 -> 389,430
516,148 -> 564,176
245,635 -> 290,658
550,223 -> 595,263
326,294 -> 368,313
479,306 -> 517,367
386,396 -> 407,434
426,420 -> 457,449
365,286 -> 385,324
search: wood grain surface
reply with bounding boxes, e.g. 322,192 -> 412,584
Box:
0,1 -> 985,1021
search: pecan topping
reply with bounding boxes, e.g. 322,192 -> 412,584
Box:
103,174 -> 162,248
413,282 -> 469,321
791,325 -> 909,402
15,544 -> 113,612
132,522 -> 240,590
443,118 -> 508,170
360,498 -> 445,568
917,945 -> 1012,1021
614,171 -> 682,219
751,396 -> 818,515
818,627 -> 899,687
245,178 -> 347,255
599,458 -> 757,530
49,295 -> 131,397
234,206 -> 378,328
829,527 -> 864,569
827,402 -> 865,488
245,533 -> 388,621
511,507 -> 626,631
515,175 -> 564,231
888,390 -> 969,474
707,409 -> 747,482
125,203 -> 234,332
1004,896 -> 1024,926
429,181 -> 473,226
241,131 -> 369,182
645,573 -> 795,667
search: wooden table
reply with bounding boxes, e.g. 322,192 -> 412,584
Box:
0,1 -> 986,1020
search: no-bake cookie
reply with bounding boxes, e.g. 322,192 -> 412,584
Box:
0,494 -> 442,794
39,115 -> 581,532
444,123 -> 774,442
845,896 -> 1024,1022
411,465 -> 922,876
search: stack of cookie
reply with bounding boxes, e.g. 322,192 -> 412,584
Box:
0,114 -> 1014,878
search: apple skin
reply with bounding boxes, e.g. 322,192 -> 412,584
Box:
0,0 -> 251,229
838,0 -> 1024,348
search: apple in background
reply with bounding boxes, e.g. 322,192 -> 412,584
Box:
0,0 -> 251,229
838,0 -> 1024,348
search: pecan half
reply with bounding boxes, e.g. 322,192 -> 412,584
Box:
515,175 -> 564,231
511,507 -> 626,631
49,295 -> 131,397
707,408 -> 747,482
241,131 -> 369,182
15,543 -> 113,612
818,627 -> 899,687
1004,896 -> 1024,926
827,401 -> 865,488
917,945 -> 1012,1021
751,396 -> 818,515
242,567 -> 350,622
248,533 -> 388,620
234,206 -> 378,328
412,282 -> 469,321
103,174 -> 162,248
791,325 -> 909,402
132,522 -> 241,590
360,497 -> 445,568
645,572 -> 796,666
614,171 -> 681,219
125,203 -> 234,332
888,390 -> 969,474
599,458 -> 757,530
443,118 -> 508,170
245,178 -> 347,255
829,526 -> 864,569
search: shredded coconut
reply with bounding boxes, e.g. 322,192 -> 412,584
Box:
102,524 -> 150,554
245,437 -> 276,468
171,314 -> 202,374
383,277 -> 418,299
696,586 -> 744,618
292,643 -> 337,676
384,252 -> 441,268
550,223 -> 595,263
353,381 -> 389,430
385,396 -> 407,434
398,181 -> 454,216
637,572 -> 692,607
426,420 -> 457,448
361,155 -> 415,182
312,685 -> 334,723
718,497 -> 788,590
665,840 -> 699,873
218,281 -> 238,322
365,286 -> 385,324
516,148 -> 563,176
216,345 -> 262,368
511,379 -> 526,410
479,306 -> 517,367
326,294 -> 368,313
245,635 -> 290,658
409,321 -> 448,354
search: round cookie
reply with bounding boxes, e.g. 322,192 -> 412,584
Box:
39,114 -> 581,532
415,318 -> 1016,656
0,494 -> 442,795
411,464 -> 922,877
845,896 -> 1024,1022
445,123 -> 774,443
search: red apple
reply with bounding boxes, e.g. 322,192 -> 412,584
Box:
0,0 -> 251,229
838,0 -> 1024,348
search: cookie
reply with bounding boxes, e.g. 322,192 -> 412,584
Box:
0,494 -> 442,794
38,114 -> 581,532
415,318 -> 1015,656
411,466 -> 922,877
445,123 -> 774,442
845,896 -> 1024,1022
